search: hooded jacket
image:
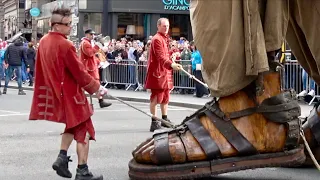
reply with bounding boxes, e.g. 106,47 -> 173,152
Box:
5,39 -> 29,67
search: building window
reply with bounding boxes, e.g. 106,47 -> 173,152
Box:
37,18 -> 50,35
117,13 -> 147,40
83,13 -> 102,34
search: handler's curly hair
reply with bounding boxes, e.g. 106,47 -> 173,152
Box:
51,6 -> 72,17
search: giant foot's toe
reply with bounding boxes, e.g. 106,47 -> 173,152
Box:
133,130 -> 192,164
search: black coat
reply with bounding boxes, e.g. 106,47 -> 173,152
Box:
26,48 -> 36,71
5,41 -> 28,67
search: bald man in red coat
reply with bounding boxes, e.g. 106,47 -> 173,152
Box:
145,18 -> 182,132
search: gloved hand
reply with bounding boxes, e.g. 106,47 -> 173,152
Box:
171,62 -> 182,71
98,85 -> 108,96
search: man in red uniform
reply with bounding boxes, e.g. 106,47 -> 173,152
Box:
80,29 -> 112,108
145,18 -> 182,132
29,7 -> 106,180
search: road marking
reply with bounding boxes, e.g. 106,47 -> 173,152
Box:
0,113 -> 29,117
0,109 -> 194,117
113,103 -> 194,110
94,108 -> 193,112
0,110 -> 21,114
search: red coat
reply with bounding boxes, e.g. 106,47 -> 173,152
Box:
145,32 -> 173,90
80,38 -> 100,80
29,32 -> 100,129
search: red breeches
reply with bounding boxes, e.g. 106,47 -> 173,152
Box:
150,89 -> 170,104
63,118 -> 95,144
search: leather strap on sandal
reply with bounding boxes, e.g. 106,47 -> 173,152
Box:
186,117 -> 221,159
205,92 -> 301,149
285,120 -> 300,148
227,92 -> 300,121
153,131 -> 173,165
204,110 -> 258,155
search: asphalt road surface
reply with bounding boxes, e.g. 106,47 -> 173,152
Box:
0,89 -> 318,180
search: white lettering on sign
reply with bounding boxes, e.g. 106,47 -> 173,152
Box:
162,0 -> 189,11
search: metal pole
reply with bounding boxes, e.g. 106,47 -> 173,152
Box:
0,1 -> 4,40
31,0 -> 37,44
101,0 -> 109,36
180,68 -> 209,88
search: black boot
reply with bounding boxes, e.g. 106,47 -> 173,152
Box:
18,89 -> 26,95
99,99 -> 112,108
161,119 -> 172,128
52,154 -> 73,178
75,166 -> 103,180
149,120 -> 162,132
161,115 -> 172,128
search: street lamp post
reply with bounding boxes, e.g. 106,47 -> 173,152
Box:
0,1 -> 4,40
31,0 -> 37,44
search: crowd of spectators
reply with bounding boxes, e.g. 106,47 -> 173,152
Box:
0,35 -> 209,98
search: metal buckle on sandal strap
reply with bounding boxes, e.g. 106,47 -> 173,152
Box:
175,125 -> 187,136
285,119 -> 301,149
153,125 -> 187,137
204,103 -> 229,121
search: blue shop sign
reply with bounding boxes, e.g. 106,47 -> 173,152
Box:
30,7 -> 41,17
163,0 -> 190,11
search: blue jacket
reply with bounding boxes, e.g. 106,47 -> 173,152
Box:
191,50 -> 202,71
0,49 -> 5,64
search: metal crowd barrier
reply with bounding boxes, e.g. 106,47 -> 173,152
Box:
284,60 -> 319,105
101,59 -> 197,92
173,60 -> 195,90
102,59 -> 138,91
136,60 -> 148,91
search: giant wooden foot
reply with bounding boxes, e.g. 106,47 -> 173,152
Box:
128,71 -> 307,180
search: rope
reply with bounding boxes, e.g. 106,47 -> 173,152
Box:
180,68 -> 209,89
300,129 -> 320,171
107,94 -> 175,128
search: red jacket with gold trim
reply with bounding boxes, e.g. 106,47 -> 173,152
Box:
145,32 -> 173,90
79,38 -> 100,80
29,32 -> 100,129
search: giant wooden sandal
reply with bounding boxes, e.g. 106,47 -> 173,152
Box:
128,71 -> 306,180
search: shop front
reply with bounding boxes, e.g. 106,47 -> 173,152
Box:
103,0 -> 192,41
35,0 -> 192,41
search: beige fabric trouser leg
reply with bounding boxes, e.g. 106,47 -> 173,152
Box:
189,0 -> 292,97
286,0 -> 320,85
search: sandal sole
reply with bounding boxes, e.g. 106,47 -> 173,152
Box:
299,146 -> 320,167
128,145 -> 306,180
